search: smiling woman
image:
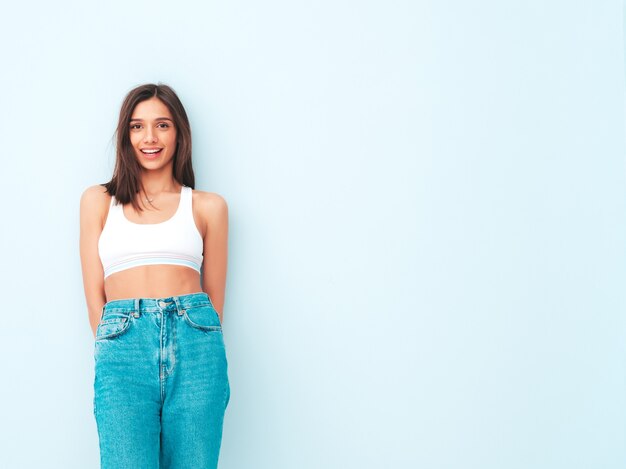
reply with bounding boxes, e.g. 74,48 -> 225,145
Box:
79,83 -> 230,469
129,100 -> 177,163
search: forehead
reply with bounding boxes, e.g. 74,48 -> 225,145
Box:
131,97 -> 172,119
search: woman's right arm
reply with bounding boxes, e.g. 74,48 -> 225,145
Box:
79,185 -> 107,339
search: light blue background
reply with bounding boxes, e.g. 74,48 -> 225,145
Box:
1,1 -> 625,468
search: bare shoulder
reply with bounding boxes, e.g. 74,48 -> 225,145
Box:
80,184 -> 111,225
81,184 -> 110,206
191,190 -> 228,235
192,189 -> 228,212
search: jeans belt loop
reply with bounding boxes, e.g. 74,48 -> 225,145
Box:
173,296 -> 183,315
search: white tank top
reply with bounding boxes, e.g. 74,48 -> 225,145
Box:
98,185 -> 204,279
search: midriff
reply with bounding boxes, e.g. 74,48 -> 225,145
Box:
104,264 -> 202,302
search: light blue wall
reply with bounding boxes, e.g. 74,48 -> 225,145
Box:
0,1 -> 624,467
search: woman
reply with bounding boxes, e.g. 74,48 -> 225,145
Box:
79,83 -> 230,469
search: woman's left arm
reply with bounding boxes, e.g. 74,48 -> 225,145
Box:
200,192 -> 229,324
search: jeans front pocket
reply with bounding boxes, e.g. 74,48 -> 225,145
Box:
183,304 -> 222,332
96,310 -> 132,340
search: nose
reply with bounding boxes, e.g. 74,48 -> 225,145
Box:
143,127 -> 157,143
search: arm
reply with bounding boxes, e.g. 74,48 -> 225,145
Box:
79,185 -> 107,338
200,193 -> 229,324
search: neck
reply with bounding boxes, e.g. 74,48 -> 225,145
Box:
139,172 -> 180,196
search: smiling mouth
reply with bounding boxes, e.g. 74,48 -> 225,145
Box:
140,148 -> 163,158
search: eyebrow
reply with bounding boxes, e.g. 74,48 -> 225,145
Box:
129,117 -> 173,122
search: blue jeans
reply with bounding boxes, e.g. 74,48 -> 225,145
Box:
93,292 -> 230,468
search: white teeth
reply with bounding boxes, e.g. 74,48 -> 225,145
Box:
141,149 -> 161,154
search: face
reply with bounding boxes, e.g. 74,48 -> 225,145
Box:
129,97 -> 177,170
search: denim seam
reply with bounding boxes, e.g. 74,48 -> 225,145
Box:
95,316 -> 131,341
182,307 -> 222,332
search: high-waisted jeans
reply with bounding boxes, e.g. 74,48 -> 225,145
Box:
93,292 -> 230,469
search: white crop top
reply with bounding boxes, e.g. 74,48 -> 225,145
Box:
98,185 -> 204,279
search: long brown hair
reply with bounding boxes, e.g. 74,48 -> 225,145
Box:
102,83 -> 195,212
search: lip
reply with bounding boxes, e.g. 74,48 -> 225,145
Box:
140,148 -> 163,159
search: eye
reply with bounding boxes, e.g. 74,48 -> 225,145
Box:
157,122 -> 170,129
130,123 -> 141,130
